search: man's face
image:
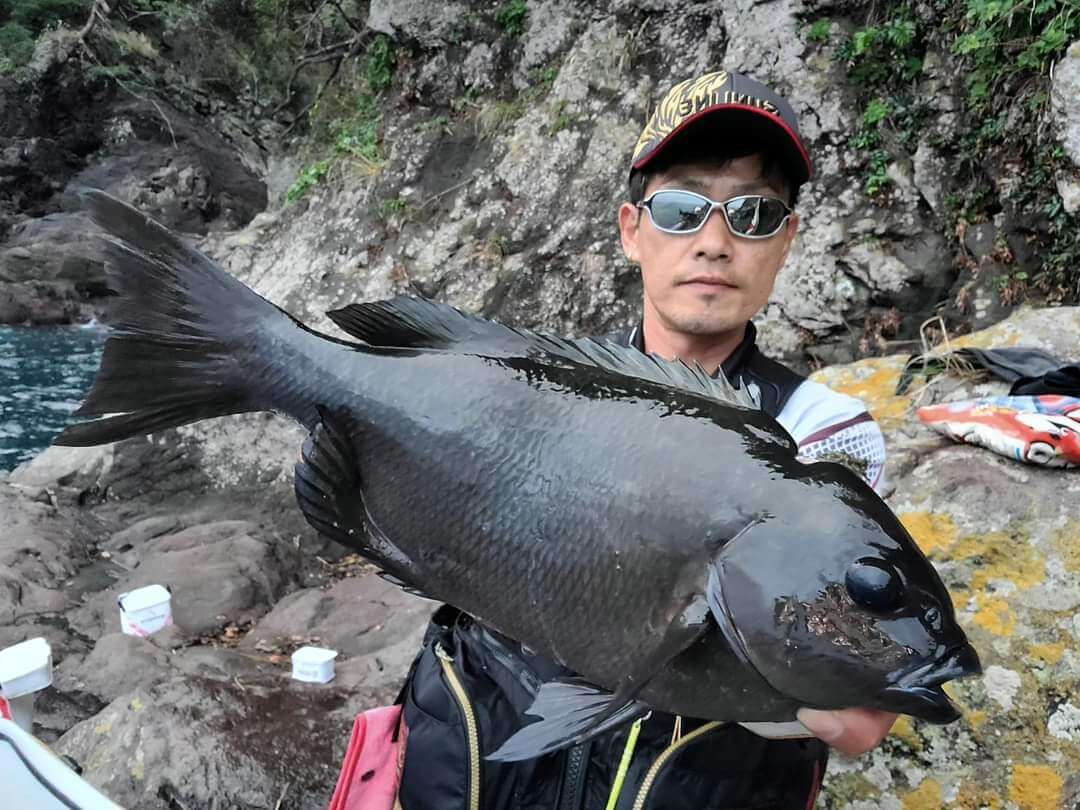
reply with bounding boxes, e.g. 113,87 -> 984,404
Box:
618,153 -> 799,339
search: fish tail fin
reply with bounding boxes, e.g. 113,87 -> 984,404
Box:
54,190 -> 287,447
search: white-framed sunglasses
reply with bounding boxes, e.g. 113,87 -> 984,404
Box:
637,189 -> 793,239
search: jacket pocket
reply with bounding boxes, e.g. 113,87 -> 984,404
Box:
633,724 -> 827,810
398,641 -> 480,810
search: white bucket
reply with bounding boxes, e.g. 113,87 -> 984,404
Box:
118,584 -> 172,637
291,646 -> 338,684
0,637 -> 53,733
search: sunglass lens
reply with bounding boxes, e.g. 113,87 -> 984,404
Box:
724,197 -> 787,236
649,191 -> 709,232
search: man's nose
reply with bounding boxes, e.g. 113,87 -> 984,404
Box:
692,205 -> 734,261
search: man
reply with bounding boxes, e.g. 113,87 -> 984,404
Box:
396,69 -> 895,810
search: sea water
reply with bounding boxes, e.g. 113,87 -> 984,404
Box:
0,324 -> 105,472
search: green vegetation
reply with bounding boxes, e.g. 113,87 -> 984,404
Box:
85,62 -> 132,81
1,0 -> 86,31
474,64 -> 560,135
289,90 -> 384,202
807,19 -> 831,42
951,0 -> 1077,106
288,30 -> 397,203
332,92 -> 382,163
815,0 -> 1080,300
0,22 -> 35,71
379,196 -> 411,220
496,0 -> 527,37
366,33 -> 395,93
416,114 -> 451,134
549,99 -> 578,135
0,0 -> 88,72
285,160 -> 330,204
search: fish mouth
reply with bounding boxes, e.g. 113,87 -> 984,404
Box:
880,644 -> 982,723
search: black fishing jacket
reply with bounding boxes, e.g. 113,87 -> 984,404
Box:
397,323 -> 829,810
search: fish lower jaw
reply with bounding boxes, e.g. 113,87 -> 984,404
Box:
880,642 -> 982,723
879,684 -> 962,724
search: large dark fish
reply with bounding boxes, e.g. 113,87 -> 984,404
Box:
57,191 -> 980,761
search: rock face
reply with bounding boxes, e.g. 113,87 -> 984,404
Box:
0,30 -> 267,325
3,438 -> 425,807
812,307 -> 1080,809
1052,41 -> 1080,214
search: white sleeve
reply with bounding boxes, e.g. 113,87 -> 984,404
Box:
775,380 -> 888,493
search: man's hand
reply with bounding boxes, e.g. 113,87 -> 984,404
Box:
796,708 -> 898,756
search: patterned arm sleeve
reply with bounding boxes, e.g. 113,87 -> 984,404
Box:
775,380 -> 888,494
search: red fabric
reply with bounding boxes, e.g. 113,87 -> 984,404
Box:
328,705 -> 408,810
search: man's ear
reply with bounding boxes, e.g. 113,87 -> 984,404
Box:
778,211 -> 799,265
618,202 -> 642,263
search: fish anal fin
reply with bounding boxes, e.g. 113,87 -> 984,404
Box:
294,405 -> 420,589
486,679 -> 648,762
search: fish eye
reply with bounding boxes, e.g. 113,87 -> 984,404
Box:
924,606 -> 941,626
845,559 -> 902,611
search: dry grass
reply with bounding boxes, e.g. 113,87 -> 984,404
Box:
899,316 -> 988,408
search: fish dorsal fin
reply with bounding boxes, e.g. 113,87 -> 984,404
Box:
329,297 -> 524,352
329,297 -> 761,411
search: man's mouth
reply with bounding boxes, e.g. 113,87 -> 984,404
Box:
680,276 -> 736,289
879,643 -> 982,723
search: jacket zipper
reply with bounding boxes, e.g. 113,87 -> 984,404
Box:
630,721 -> 724,810
560,742 -> 590,810
435,644 -> 482,810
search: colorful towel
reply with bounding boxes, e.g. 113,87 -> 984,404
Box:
918,395 -> 1080,467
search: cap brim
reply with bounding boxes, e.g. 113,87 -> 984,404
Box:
632,105 -> 812,184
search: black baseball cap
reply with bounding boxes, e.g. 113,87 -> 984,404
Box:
630,69 -> 813,185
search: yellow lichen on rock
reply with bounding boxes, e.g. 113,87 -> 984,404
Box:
973,594 -> 1016,636
1008,764 -> 1064,810
130,745 -> 145,782
899,510 -> 960,556
889,715 -> 924,750
810,356 -> 912,429
953,782 -> 1004,809
1027,642 -> 1066,665
965,709 -> 986,731
949,320 -> 1024,349
901,777 -> 942,810
952,530 -> 1046,592
1051,522 -> 1080,573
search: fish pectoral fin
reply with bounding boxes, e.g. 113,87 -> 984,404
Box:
488,594 -> 714,762
706,560 -> 754,669
294,405 -> 421,589
486,678 -> 649,762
